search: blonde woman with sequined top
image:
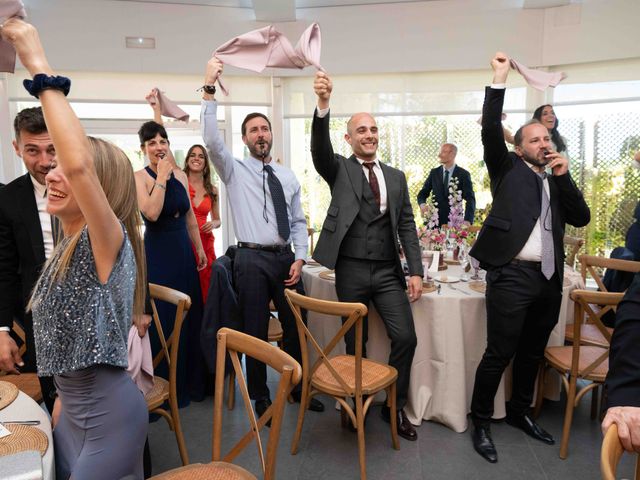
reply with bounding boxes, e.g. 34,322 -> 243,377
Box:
1,19 -> 148,479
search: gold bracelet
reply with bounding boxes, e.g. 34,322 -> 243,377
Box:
154,182 -> 166,190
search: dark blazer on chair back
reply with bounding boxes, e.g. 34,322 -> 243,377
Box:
469,87 -> 590,286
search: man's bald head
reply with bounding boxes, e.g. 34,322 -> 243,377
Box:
344,112 -> 379,162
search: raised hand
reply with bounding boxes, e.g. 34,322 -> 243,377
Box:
206,57 -> 223,85
156,157 -> 173,182
544,150 -> 569,176
314,71 -> 333,110
490,51 -> 510,84
0,18 -> 51,76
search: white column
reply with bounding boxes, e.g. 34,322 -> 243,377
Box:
0,73 -> 20,184
271,76 -> 285,166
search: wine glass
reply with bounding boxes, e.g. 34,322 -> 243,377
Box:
470,255 -> 481,281
458,245 -> 470,281
446,234 -> 456,260
422,249 -> 434,286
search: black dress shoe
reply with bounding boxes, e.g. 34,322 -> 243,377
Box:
472,425 -> 498,463
291,391 -> 325,412
255,398 -> 272,428
381,406 -> 418,441
506,413 -> 555,445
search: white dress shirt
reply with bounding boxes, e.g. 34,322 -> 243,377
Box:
30,175 -> 54,259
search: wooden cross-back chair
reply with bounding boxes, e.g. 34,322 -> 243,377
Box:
0,321 -> 42,403
151,327 -> 301,480
285,289 -> 399,480
567,255 -> 640,348
145,283 -> 192,466
563,235 -> 585,269
601,423 -> 640,480
535,289 -> 623,459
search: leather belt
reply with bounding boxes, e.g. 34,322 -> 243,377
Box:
237,241 -> 290,253
510,258 -> 542,270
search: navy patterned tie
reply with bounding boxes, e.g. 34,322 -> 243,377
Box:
443,168 -> 450,190
538,172 -> 555,280
263,164 -> 290,242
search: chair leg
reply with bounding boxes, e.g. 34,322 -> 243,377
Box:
169,396 -> 189,466
355,394 -> 367,480
560,376 -> 578,459
389,382 -> 399,450
590,385 -> 599,420
290,380 -> 309,455
227,371 -> 235,411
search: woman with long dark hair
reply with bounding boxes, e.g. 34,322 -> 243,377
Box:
532,104 -> 567,153
183,144 -> 220,302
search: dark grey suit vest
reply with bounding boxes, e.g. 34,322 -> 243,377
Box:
339,173 -> 396,261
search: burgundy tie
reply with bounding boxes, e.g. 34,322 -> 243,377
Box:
363,162 -> 380,208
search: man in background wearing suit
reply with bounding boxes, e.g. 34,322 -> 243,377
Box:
468,53 -> 590,463
417,143 -> 476,226
0,107 -> 57,413
312,71 -> 424,441
601,271 -> 640,452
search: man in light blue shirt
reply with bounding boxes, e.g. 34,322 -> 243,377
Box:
200,57 -> 324,419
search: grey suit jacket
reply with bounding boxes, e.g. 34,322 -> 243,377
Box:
310,110 -> 423,287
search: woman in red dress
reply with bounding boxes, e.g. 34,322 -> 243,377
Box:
184,144 -> 220,303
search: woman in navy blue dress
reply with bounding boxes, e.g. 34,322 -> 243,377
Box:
134,121 -> 209,405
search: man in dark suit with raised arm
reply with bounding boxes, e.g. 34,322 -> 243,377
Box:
311,71 -> 424,441
417,143 -> 476,226
468,52 -> 590,463
0,107 -> 57,413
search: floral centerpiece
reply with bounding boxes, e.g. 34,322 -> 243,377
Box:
418,196 -> 446,251
446,177 -> 469,249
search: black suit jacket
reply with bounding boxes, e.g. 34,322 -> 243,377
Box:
0,173 -> 46,367
310,110 -> 423,286
416,164 -> 476,225
606,271 -> 640,408
469,87 -> 590,285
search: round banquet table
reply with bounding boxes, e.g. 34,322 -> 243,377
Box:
302,262 -> 584,433
0,390 -> 54,479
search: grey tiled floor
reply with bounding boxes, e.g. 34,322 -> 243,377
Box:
149,380 -> 637,479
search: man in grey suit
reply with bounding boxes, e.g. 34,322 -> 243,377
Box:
311,71 -> 423,441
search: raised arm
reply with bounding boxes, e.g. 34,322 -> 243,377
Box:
311,71 -> 340,185
3,20 -> 121,283
481,52 -> 513,186
135,156 -> 173,222
146,89 -> 163,125
200,58 -> 235,184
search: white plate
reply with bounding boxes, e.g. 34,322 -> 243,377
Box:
434,275 -> 460,283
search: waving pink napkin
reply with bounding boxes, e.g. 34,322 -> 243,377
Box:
146,87 -> 190,122
510,59 -> 566,91
213,23 -> 323,95
127,325 -> 154,395
0,0 -> 26,73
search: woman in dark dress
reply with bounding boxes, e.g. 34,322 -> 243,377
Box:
134,121 -> 208,405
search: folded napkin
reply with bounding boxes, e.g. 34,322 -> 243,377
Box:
0,0 -> 26,73
147,87 -> 189,122
126,325 -> 154,396
510,59 -> 566,91
213,23 -> 323,95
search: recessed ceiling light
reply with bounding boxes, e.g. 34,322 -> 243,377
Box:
125,37 -> 156,49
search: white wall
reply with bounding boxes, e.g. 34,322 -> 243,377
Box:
21,0 -> 640,76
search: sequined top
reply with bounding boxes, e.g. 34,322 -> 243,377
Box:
31,225 -> 136,376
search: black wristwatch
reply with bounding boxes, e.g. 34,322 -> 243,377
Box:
201,84 -> 216,95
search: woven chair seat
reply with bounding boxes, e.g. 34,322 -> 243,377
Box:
145,376 -> 169,410
565,323 -> 612,347
268,316 -> 283,341
312,355 -> 397,396
152,462 -> 257,480
1,373 -> 42,403
545,346 -> 609,382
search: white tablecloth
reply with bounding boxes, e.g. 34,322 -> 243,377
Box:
302,263 -> 582,433
0,391 -> 54,479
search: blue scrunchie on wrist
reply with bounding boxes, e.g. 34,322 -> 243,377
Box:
23,74 -> 71,99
